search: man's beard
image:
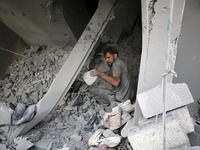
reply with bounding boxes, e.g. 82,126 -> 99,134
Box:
107,62 -> 112,67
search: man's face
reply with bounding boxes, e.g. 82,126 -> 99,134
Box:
105,52 -> 117,67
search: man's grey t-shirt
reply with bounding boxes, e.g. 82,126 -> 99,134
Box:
111,57 -> 134,102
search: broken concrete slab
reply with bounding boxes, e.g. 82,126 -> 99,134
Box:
173,106 -> 194,134
123,106 -> 194,138
15,139 -> 34,150
138,106 -> 194,134
138,83 -> 194,118
128,113 -> 190,150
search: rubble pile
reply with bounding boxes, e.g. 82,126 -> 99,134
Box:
0,45 -> 71,105
0,25 -> 142,149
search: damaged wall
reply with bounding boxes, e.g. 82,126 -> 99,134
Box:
0,20 -> 27,79
173,0 -> 200,116
0,0 -> 81,46
0,0 -> 97,79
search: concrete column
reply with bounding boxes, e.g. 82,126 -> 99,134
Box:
134,0 -> 185,124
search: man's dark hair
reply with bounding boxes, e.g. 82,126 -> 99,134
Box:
103,47 -> 119,57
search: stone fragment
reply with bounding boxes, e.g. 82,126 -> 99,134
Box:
21,94 -> 28,103
3,88 -> 11,97
6,96 -> 17,103
5,83 -> 12,88
70,134 -> 82,142
16,89 -> 23,96
62,143 -> 75,150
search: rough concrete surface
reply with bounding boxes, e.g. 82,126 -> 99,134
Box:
137,106 -> 194,135
128,113 -> 190,150
138,83 -> 194,118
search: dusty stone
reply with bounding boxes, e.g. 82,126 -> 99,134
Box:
56,122 -> 64,128
35,81 -> 43,91
6,96 -> 17,103
62,143 -> 75,150
3,88 -> 11,97
5,83 -> 12,88
16,89 -> 23,96
21,94 -> 28,103
99,109 -> 105,117
77,115 -> 85,123
70,134 -> 82,142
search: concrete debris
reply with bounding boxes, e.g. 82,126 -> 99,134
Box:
0,45 -> 70,106
14,138 -> 34,150
0,13 -> 142,149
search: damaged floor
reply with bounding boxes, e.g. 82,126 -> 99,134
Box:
0,25 -> 142,150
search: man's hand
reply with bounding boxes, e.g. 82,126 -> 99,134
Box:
90,69 -> 100,76
90,69 -> 120,87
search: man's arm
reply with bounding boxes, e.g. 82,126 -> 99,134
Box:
91,69 -> 120,87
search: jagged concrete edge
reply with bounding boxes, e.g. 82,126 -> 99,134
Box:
9,0 -> 117,140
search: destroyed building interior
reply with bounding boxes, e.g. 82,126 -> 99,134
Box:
0,0 -> 200,150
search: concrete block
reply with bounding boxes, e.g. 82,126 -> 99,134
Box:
138,106 -> 194,134
122,106 -> 194,138
128,113 -> 189,150
15,139 -> 34,150
173,106 -> 194,133
170,144 -> 191,150
138,83 -> 194,118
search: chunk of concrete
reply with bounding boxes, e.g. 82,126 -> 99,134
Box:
121,104 -> 193,138
15,139 -> 34,150
128,113 -> 189,150
173,106 -> 194,133
138,106 -> 194,134
138,83 -> 194,118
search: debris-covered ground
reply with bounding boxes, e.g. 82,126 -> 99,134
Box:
0,24 -> 142,150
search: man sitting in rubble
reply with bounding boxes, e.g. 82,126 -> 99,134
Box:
89,46 -> 135,105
